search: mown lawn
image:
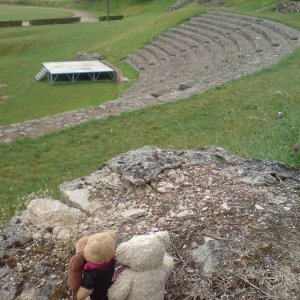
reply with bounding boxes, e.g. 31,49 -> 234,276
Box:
0,0 -> 299,223
0,4 -> 72,21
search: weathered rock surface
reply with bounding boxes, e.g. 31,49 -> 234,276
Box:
1,146 -> 299,299
60,186 -> 91,212
165,0 -> 192,12
75,51 -> 104,61
192,237 -> 223,275
21,198 -> 85,230
277,1 -> 300,13
198,0 -> 226,6
121,208 -> 146,218
0,217 -> 32,249
0,266 -> 19,300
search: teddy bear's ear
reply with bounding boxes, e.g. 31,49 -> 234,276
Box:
76,235 -> 90,254
154,231 -> 171,249
106,231 -> 117,242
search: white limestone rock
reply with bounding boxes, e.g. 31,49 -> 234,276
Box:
18,289 -> 38,300
121,209 -> 146,218
59,167 -> 121,211
177,210 -> 191,218
157,181 -> 174,193
61,188 -> 90,212
53,226 -> 72,240
192,237 -> 223,276
22,198 -> 85,230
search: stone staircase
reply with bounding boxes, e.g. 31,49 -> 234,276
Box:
0,11 -> 299,142
123,11 -> 299,101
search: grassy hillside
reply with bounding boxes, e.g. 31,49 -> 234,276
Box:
0,4 -> 72,20
0,0 -> 299,223
0,1 -> 201,125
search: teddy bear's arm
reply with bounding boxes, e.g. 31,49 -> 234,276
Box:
77,286 -> 93,300
108,270 -> 132,300
162,254 -> 174,276
68,253 -> 86,296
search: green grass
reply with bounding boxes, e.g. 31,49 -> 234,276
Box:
0,1 -> 202,125
0,0 -> 77,9
0,4 -> 72,20
0,0 -> 300,223
1,47 -> 299,222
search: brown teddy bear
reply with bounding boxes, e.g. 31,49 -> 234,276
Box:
68,231 -> 117,300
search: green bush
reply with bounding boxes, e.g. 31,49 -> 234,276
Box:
29,17 -> 81,25
99,15 -> 124,21
0,20 -> 22,27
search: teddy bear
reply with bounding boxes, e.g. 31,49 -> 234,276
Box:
107,231 -> 174,300
68,231 -> 117,300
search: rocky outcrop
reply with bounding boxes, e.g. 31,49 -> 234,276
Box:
277,1 -> 300,13
198,0 -> 226,6
192,236 -> 223,276
0,146 -> 299,299
165,0 -> 192,12
75,52 -> 103,61
22,198 -> 85,229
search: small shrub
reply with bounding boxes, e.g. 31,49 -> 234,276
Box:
0,20 -> 22,27
98,15 -> 124,21
29,17 -> 81,26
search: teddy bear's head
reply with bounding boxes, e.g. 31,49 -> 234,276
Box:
76,231 -> 117,264
115,231 -> 171,271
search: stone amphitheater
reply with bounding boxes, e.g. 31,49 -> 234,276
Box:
1,11 -> 299,143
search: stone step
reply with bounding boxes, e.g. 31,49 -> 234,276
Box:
203,14 -> 282,47
167,28 -> 201,49
129,47 -> 183,88
125,56 -> 140,72
139,47 -> 163,68
126,18 -> 251,97
127,50 -> 153,72
125,39 -> 190,91
185,21 -> 248,58
208,11 -> 299,41
127,52 -> 145,70
135,30 -> 278,96
152,41 -> 178,59
162,29 -> 222,63
169,26 -> 225,58
159,31 -> 216,69
193,17 -> 264,53
188,19 -> 255,55
144,44 -> 170,63
135,50 -> 155,67
159,33 -> 191,54
177,24 -> 236,58
136,33 -> 214,88
164,30 -> 214,62
150,41 -> 185,79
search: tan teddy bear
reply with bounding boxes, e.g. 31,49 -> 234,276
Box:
107,231 -> 174,300
69,231 -> 117,300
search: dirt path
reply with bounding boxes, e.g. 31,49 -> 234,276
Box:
70,8 -> 98,23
